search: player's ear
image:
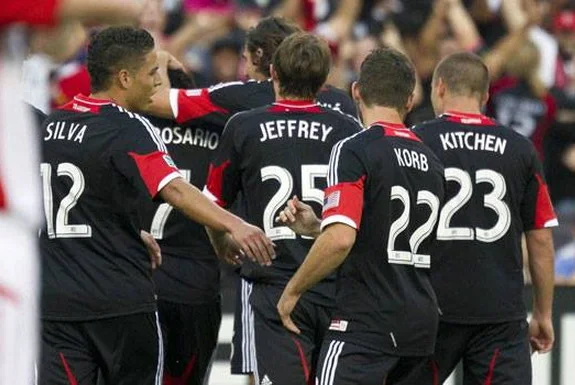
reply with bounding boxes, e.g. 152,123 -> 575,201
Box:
437,77 -> 447,98
405,92 -> 415,114
270,64 -> 278,81
480,91 -> 490,109
253,47 -> 263,66
117,69 -> 132,90
351,81 -> 361,104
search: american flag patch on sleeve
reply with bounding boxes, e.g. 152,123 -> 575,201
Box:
323,190 -> 340,212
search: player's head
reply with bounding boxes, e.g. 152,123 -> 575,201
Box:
244,16 -> 301,80
352,48 -> 416,119
87,26 -> 160,111
431,52 -> 489,115
270,32 -> 331,100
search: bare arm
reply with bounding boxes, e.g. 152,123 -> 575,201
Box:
483,25 -> 529,80
277,223 -> 355,333
526,228 -> 555,353
447,0 -> 482,50
318,0 -> 362,42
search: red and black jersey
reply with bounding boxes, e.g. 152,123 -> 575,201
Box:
40,95 -> 182,321
322,122 -> 444,356
141,116 -> 222,305
487,77 -> 556,159
413,111 -> 558,324
204,100 -> 361,305
169,79 -> 358,128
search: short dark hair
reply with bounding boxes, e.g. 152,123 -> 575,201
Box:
87,26 -> 155,93
272,33 -> 331,100
433,52 -> 489,98
246,16 -> 300,77
357,48 -> 415,112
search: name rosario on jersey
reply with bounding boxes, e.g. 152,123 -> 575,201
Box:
440,131 -> 507,154
259,119 -> 334,142
158,126 -> 219,149
44,121 -> 88,143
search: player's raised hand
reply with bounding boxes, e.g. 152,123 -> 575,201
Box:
529,315 -> 554,353
275,196 -> 321,238
277,289 -> 301,335
140,230 -> 162,269
229,222 -> 275,266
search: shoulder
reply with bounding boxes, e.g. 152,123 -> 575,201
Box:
208,79 -> 270,95
108,105 -> 166,150
320,105 -> 362,128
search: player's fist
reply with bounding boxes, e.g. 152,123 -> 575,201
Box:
276,196 -> 321,238
229,222 -> 275,266
529,315 -> 554,353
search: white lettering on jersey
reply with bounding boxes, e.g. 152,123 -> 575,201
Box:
159,126 -> 219,150
439,132 -> 507,154
393,148 -> 429,172
44,121 -> 88,143
259,120 -> 334,142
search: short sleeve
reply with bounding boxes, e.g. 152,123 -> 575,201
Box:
321,140 -> 367,231
170,88 -> 229,126
203,114 -> 243,208
112,115 -> 181,199
0,0 -> 60,26
521,150 -> 558,230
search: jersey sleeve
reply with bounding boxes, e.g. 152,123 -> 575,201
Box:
0,0 -> 60,26
321,140 -> 367,231
521,149 -> 558,230
203,114 -> 243,208
169,88 -> 230,127
112,116 -> 182,199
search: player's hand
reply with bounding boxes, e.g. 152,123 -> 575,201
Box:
157,50 -> 186,73
275,196 -> 321,238
213,233 -> 244,266
229,222 -> 275,266
529,315 -> 554,353
140,230 -> 162,269
277,289 -> 301,334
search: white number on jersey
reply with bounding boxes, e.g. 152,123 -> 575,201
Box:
150,169 -> 192,239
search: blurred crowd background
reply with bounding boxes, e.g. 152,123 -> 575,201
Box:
22,0 -> 575,284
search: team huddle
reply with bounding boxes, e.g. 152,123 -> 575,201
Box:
38,17 -> 556,385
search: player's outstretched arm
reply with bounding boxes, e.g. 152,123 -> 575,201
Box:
275,196 -> 321,238
277,223 -> 355,334
526,228 -> 555,353
160,178 -> 275,266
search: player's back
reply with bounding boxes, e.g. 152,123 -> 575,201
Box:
207,101 -> 361,304
324,123 -> 444,356
40,96 -> 170,321
413,111 -> 557,323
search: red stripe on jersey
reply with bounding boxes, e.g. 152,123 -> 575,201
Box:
175,88 -> 228,124
291,337 -> 311,384
205,160 -> 231,207
444,111 -> 497,126
0,0 -> 60,26
59,95 -> 111,114
322,176 -> 366,228
128,151 -> 180,198
268,100 -> 322,113
483,348 -> 500,385
374,121 -> 422,142
59,353 -> 78,385
533,173 -> 557,229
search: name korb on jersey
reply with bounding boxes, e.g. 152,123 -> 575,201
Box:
440,131 -> 507,154
157,126 -> 219,149
259,119 -> 334,142
394,148 -> 429,172
44,121 -> 88,143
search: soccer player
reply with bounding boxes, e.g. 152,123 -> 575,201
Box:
142,69 -> 223,385
409,52 -> 556,384
276,48 -> 445,385
38,26 -> 273,385
203,33 -> 361,385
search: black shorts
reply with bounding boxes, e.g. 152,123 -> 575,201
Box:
158,298 -> 222,385
251,283 -> 332,385
230,277 -> 256,375
40,312 -> 162,385
316,338 -> 429,385
409,320 -> 531,385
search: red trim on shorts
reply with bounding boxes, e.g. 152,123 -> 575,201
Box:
430,360 -> 439,385
59,352 -> 78,385
483,348 -> 500,385
163,354 -> 197,385
291,336 -> 311,384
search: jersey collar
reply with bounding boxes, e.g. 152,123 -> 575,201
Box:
274,99 -> 317,108
62,94 -> 113,114
371,121 -> 422,142
442,111 -> 497,126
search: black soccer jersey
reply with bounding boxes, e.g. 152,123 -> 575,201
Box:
413,111 -> 558,324
321,122 -> 445,356
204,100 -> 361,305
40,95 -> 182,321
141,116 -> 221,304
169,79 -> 358,127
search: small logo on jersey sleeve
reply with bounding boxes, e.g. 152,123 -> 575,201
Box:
323,190 -> 340,212
260,375 -> 273,385
329,319 -> 348,332
163,155 -> 177,169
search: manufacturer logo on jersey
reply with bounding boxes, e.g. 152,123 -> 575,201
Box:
163,155 -> 177,168
72,103 -> 90,112
323,191 -> 340,212
329,319 -> 348,332
260,375 -> 273,385
184,89 -> 202,96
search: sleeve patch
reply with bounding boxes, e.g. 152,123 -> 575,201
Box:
321,176 -> 365,230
